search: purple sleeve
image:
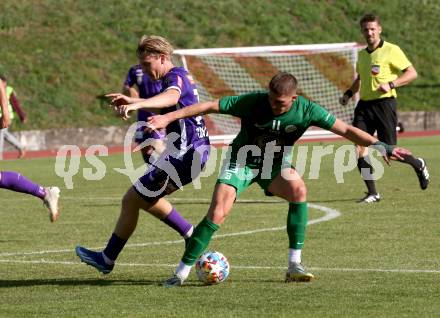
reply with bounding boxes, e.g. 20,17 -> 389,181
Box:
161,68 -> 199,108
163,71 -> 183,94
124,67 -> 137,87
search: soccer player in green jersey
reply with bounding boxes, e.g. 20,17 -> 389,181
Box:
148,72 -> 410,286
340,13 -> 429,203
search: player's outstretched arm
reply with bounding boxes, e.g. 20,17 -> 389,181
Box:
330,119 -> 376,146
330,119 -> 410,162
106,93 -> 137,105
148,99 -> 220,130
107,89 -> 181,120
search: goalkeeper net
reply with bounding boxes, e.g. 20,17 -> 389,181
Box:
172,43 -> 360,143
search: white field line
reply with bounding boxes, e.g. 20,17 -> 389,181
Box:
2,202 -> 438,275
0,203 -> 339,258
0,197 -> 295,203
0,259 -> 438,274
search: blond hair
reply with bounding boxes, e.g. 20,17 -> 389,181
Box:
137,35 -> 174,58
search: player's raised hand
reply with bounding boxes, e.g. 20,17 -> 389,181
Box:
116,104 -> 136,120
105,93 -> 136,120
105,93 -> 134,106
147,114 -> 171,131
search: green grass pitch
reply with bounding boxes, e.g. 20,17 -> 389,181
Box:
1,136 -> 439,317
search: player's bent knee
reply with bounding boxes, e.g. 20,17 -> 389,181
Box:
294,185 -> 307,202
286,184 -> 307,202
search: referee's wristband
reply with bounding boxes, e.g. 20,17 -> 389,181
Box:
388,81 -> 395,89
344,89 -> 354,98
372,141 -> 395,156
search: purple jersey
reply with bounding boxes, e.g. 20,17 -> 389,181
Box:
160,67 -> 210,154
124,65 -> 164,142
124,65 -> 162,122
133,67 -> 210,201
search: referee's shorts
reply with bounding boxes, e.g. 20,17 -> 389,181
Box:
353,97 -> 397,145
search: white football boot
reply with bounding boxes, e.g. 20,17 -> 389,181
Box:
43,186 -> 61,222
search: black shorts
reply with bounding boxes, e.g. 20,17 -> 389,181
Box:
352,97 -> 397,145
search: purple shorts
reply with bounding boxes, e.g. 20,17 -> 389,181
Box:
133,144 -> 210,201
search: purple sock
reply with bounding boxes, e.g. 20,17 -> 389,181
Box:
0,171 -> 46,199
162,207 -> 193,237
103,233 -> 128,261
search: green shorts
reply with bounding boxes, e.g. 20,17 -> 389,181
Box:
217,159 -> 286,198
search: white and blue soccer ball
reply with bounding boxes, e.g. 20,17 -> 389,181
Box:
195,250 -> 230,285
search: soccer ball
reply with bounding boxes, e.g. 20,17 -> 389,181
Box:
195,250 -> 230,285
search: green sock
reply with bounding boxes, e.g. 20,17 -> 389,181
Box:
182,217 -> 219,266
287,202 -> 308,249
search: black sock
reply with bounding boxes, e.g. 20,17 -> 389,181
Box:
357,157 -> 377,195
399,154 -> 422,170
103,233 -> 127,261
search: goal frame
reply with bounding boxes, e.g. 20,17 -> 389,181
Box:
173,42 -> 361,144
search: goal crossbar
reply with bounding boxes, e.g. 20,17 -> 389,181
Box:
174,42 -> 359,56
173,42 -> 360,144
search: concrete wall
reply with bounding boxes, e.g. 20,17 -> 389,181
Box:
5,126 -> 129,152
398,111 -> 440,131
3,111 -> 440,152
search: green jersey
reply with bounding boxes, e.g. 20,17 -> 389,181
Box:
219,92 -> 336,165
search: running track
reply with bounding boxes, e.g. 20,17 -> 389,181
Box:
3,130 -> 440,160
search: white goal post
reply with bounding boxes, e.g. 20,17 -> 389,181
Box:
172,43 -> 361,144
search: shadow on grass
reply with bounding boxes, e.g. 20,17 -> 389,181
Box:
310,198 -> 360,203
0,278 -> 209,288
80,202 -> 213,208
0,278 -> 161,288
79,198 -> 360,208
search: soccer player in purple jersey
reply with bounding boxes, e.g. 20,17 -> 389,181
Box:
0,77 -> 60,222
122,61 -> 165,163
75,35 -> 210,274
